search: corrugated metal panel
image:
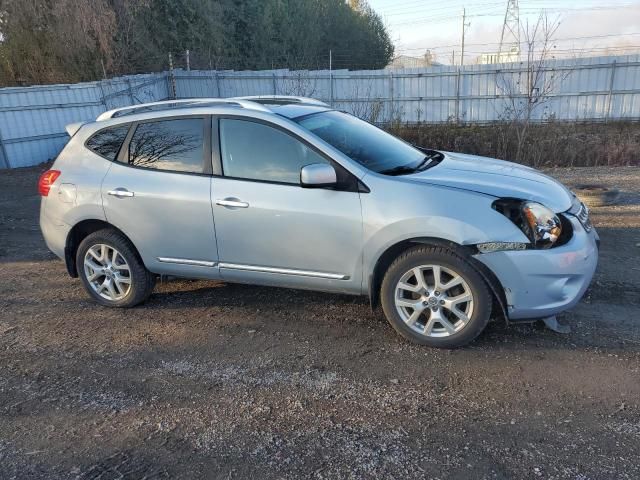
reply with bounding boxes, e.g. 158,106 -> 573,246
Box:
0,73 -> 167,168
1,55 -> 639,168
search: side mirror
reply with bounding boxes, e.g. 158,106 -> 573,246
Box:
300,163 -> 337,188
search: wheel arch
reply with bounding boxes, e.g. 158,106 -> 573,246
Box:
368,237 -> 508,322
64,219 -> 143,278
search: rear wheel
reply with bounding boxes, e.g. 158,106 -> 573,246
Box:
76,229 -> 155,307
381,246 -> 491,348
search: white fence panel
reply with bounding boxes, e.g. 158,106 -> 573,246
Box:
0,54 -> 639,168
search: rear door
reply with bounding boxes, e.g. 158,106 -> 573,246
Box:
100,116 -> 219,278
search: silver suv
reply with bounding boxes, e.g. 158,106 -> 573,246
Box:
39,96 -> 599,348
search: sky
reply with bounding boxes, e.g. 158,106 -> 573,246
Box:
367,0 -> 640,65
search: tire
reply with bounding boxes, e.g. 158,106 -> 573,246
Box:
76,228 -> 156,308
380,246 -> 492,348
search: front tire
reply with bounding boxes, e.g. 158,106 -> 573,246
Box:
381,246 -> 491,348
76,229 -> 156,307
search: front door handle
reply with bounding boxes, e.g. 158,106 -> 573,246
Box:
108,188 -> 134,198
216,198 -> 249,208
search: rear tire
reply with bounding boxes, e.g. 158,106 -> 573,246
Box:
76,229 -> 155,307
380,246 -> 491,348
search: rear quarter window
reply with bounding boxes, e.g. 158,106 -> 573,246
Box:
85,125 -> 130,160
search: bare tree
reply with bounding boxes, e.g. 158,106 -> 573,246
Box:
345,80 -> 385,124
128,126 -> 200,168
496,13 -> 571,164
278,70 -> 318,97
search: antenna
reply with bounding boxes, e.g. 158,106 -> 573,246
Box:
498,0 -> 521,62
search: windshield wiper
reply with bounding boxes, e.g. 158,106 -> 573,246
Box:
379,152 -> 442,176
379,165 -> 419,176
415,151 -> 443,171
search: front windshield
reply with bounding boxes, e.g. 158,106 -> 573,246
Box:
295,110 -> 426,174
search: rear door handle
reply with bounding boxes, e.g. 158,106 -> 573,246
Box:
215,198 -> 249,208
108,188 -> 134,198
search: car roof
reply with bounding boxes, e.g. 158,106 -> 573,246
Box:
268,103 -> 331,119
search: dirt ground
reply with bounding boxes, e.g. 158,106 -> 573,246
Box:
1,165 -> 639,479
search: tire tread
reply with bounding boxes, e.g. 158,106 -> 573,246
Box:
76,228 -> 155,308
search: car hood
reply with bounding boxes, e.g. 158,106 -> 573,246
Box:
404,151 -> 574,212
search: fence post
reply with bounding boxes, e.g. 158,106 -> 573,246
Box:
389,70 -> 394,123
455,67 -> 461,124
97,80 -> 108,110
211,69 -> 222,98
0,128 -> 9,169
125,77 -> 135,104
605,60 -> 617,122
273,72 -> 277,95
168,52 -> 177,99
329,49 -> 333,107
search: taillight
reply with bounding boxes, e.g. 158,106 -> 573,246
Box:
38,170 -> 61,196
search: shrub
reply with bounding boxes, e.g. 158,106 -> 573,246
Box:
387,121 -> 640,167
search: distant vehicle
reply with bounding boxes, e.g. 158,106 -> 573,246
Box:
39,96 -> 598,348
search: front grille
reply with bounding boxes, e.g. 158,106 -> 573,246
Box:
575,202 -> 593,232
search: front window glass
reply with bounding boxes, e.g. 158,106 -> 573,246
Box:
127,118 -> 204,173
296,110 -> 425,174
219,119 -> 329,184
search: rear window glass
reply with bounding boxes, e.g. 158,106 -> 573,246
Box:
127,118 -> 204,173
86,125 -> 130,160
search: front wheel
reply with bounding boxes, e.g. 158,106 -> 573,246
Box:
380,246 -> 492,348
76,229 -> 156,307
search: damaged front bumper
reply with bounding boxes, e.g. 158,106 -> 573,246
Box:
473,215 -> 599,321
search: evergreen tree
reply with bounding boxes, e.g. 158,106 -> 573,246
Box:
0,0 -> 394,86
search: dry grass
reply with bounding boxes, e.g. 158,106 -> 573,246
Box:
388,121 -> 640,168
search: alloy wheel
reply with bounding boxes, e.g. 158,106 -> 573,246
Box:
394,264 -> 474,338
83,244 -> 132,301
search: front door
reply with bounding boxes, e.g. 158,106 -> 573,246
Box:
211,117 -> 363,293
101,116 -> 219,278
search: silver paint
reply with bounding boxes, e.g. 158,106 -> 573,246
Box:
40,97 -> 599,321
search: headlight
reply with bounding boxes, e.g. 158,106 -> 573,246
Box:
492,199 -> 562,249
521,202 -> 562,248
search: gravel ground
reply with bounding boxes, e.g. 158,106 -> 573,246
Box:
1,165 -> 639,479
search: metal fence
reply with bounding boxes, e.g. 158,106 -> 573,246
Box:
1,54 -> 639,169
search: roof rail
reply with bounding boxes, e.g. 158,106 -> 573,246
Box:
96,98 -> 271,121
231,95 -> 329,107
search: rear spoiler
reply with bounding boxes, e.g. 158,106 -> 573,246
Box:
65,122 -> 86,137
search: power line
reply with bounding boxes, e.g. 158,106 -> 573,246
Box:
389,3 -> 639,27
381,1 -> 504,17
394,32 -> 640,54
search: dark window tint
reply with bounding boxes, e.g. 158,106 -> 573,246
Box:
127,118 -> 204,173
220,119 -> 328,184
296,110 -> 425,174
86,125 -> 129,160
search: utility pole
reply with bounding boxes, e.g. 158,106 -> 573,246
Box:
460,8 -> 470,66
100,58 -> 107,80
186,49 -> 191,71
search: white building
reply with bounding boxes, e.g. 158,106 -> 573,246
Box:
386,51 -> 441,69
477,46 -> 520,65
